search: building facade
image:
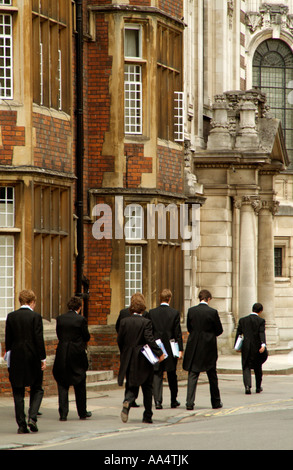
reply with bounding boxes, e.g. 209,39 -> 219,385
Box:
0,0 -> 293,395
185,0 -> 293,349
0,0 -> 75,323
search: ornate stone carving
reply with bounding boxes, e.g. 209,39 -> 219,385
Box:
246,3 -> 293,35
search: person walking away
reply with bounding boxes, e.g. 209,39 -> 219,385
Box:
117,293 -> 165,424
5,290 -> 46,434
115,292 -> 148,409
183,289 -> 223,410
146,289 -> 183,409
234,302 -> 267,394
53,296 -> 91,421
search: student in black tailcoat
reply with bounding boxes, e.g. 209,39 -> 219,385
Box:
235,302 -> 267,394
183,289 -> 223,410
5,290 -> 46,434
146,289 -> 183,409
117,293 -> 165,424
53,296 -> 91,421
115,293 -> 148,408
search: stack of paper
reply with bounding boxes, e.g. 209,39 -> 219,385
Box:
155,339 -> 168,359
234,335 -> 244,351
170,339 -> 180,357
141,344 -> 159,364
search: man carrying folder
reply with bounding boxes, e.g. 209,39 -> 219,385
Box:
146,289 -> 183,409
117,293 -> 165,424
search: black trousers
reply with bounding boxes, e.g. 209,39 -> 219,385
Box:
243,362 -> 263,390
153,367 -> 178,405
12,378 -> 44,428
186,368 -> 221,408
57,378 -> 87,419
124,373 -> 153,420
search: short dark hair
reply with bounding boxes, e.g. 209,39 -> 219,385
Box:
198,289 -> 212,302
67,296 -> 82,312
252,303 -> 263,314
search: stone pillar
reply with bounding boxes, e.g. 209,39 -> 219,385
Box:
207,95 -> 232,150
257,199 -> 279,346
235,97 -> 259,149
237,196 -> 258,318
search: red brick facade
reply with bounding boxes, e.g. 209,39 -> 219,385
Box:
83,0 -> 185,326
33,113 -> 72,172
0,111 -> 25,165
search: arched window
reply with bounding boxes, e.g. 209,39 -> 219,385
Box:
253,39 -> 293,168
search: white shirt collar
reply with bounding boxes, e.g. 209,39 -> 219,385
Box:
20,305 -> 33,311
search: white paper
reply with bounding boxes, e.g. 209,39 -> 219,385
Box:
141,344 -> 159,364
234,335 -> 244,351
170,339 -> 180,357
155,339 -> 168,359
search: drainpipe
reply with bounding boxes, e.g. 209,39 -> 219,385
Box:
75,0 -> 88,317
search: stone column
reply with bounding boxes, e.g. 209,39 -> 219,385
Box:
257,199 -> 279,346
237,196 -> 258,318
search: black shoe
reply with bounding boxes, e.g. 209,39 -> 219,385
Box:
155,402 -> 163,409
121,401 -> 130,423
171,400 -> 180,408
130,401 -> 140,408
28,419 -> 38,433
245,386 -> 251,395
80,411 -> 92,420
256,387 -> 263,393
59,416 -> 67,421
186,405 -> 194,410
213,402 -> 223,409
142,417 -> 153,423
17,426 -> 30,434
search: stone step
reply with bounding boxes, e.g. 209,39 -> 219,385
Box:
86,370 -> 119,392
86,370 -> 114,383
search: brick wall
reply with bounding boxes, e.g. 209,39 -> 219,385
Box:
157,145 -> 184,193
0,111 -> 25,165
124,143 -> 152,188
33,113 -> 72,172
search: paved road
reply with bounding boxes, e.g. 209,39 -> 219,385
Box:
3,372 -> 292,453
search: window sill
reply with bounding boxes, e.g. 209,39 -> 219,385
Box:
0,228 -> 20,233
275,277 -> 290,284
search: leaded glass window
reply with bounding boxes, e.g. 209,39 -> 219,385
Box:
253,39 -> 293,169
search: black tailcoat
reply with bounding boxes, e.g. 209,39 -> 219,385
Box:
5,307 -> 46,388
53,311 -> 90,387
235,314 -> 267,369
117,314 -> 163,387
183,302 -> 223,373
146,304 -> 183,372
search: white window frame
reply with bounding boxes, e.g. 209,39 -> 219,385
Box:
0,234 -> 14,319
124,204 -> 144,240
125,245 -> 143,307
58,49 -> 62,110
40,42 -> 44,106
0,186 -> 14,228
0,12 -> 13,99
124,24 -> 142,59
124,64 -> 142,135
124,24 -> 143,135
0,185 -> 15,318
174,91 -> 184,142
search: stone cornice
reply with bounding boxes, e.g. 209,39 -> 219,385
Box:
88,4 -> 185,29
0,165 -> 76,181
88,187 -> 206,206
